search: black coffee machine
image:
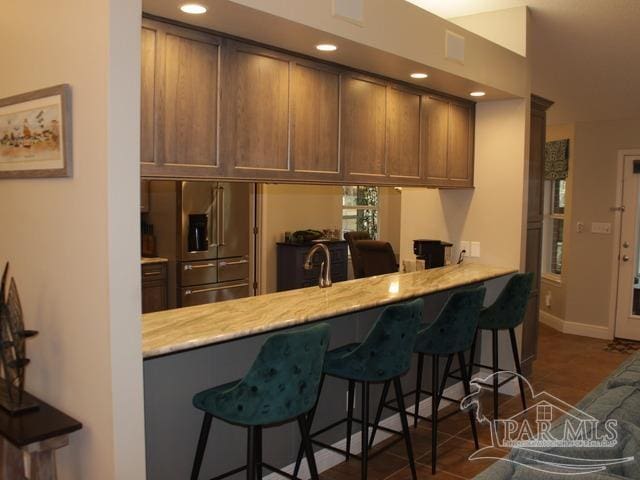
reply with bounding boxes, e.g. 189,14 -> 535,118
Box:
413,239 -> 453,269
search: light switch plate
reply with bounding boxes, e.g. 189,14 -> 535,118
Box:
471,241 -> 481,257
591,222 -> 612,234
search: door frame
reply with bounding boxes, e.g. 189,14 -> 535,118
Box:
610,149 -> 640,338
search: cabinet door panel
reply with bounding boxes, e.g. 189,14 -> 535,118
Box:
141,25 -> 157,166
387,87 -> 421,180
424,96 -> 449,183
291,63 -> 340,176
447,102 -> 473,186
161,32 -> 219,168
226,46 -> 290,173
341,75 -> 387,180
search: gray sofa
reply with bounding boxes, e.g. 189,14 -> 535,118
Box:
474,353 -> 640,479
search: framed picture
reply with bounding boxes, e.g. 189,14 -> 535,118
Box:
0,84 -> 72,178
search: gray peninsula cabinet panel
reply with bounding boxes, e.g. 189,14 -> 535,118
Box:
141,19 -> 223,178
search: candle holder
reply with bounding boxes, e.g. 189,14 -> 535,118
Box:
0,263 -> 39,414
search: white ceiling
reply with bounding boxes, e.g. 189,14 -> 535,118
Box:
408,0 -> 640,125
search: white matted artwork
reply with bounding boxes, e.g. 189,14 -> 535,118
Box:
0,84 -> 72,178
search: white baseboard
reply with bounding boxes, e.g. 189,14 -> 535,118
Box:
539,311 -> 611,340
264,381 -> 468,480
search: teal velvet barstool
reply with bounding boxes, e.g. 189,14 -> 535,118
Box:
293,298 -> 423,480
468,273 -> 534,421
369,287 -> 486,474
190,323 -> 330,480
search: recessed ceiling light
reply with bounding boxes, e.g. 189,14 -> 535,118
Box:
410,73 -> 428,79
180,3 -> 207,14
470,91 -> 486,97
316,44 -> 338,52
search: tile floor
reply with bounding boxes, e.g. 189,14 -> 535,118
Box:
319,324 -> 631,479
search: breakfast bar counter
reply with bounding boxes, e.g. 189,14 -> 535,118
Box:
142,262 -> 516,359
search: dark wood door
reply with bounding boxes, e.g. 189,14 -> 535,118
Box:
290,61 -> 341,180
386,85 -> 422,183
341,74 -> 387,183
521,94 -> 554,374
222,41 -> 290,178
423,95 -> 449,185
141,20 -> 223,178
447,101 -> 474,187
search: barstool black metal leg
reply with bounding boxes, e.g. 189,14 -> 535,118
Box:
346,379 -> 356,461
298,415 -> 320,480
293,374 -> 325,476
431,354 -> 439,474
458,352 -> 479,450
191,412 -> 213,480
436,355 -> 453,411
509,328 -> 527,410
414,353 -> 424,428
368,380 -> 390,449
393,378 -> 418,480
256,425 -> 263,479
492,329 -> 499,420
247,426 -> 258,480
361,381 -> 370,480
468,329 -> 478,380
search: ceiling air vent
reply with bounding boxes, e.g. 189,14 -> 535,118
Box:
445,30 -> 465,64
332,0 -> 364,26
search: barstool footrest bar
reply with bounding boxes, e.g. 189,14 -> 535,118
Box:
208,465 -> 247,480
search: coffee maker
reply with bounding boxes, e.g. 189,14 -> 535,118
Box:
413,239 -> 453,269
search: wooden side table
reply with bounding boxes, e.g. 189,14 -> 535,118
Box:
0,390 -> 81,479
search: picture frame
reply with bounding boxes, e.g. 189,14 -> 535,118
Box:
0,84 -> 72,178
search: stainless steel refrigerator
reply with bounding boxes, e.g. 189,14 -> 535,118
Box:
177,181 -> 251,307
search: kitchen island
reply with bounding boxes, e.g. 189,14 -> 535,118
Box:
143,263 -> 516,479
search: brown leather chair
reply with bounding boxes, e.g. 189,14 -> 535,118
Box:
344,231 -> 371,279
356,240 -> 398,277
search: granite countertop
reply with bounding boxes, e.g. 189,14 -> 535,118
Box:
142,262 -> 515,359
141,257 -> 169,265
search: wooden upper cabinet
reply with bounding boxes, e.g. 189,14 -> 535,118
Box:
341,75 -> 387,181
140,24 -> 157,166
141,20 -> 222,177
423,95 -> 475,187
447,102 -> 474,187
290,62 -> 341,178
386,86 -> 422,182
221,42 -> 290,177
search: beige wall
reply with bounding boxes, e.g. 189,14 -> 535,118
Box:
451,7 -> 528,56
400,99 -> 529,271
562,118 -> 640,331
0,1 -> 144,478
379,187 -> 402,255
539,123 -> 575,321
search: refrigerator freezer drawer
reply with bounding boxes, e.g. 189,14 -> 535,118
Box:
217,256 -> 250,283
180,260 -> 217,287
180,281 -> 250,307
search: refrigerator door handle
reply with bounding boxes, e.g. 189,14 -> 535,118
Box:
185,282 -> 249,296
218,185 -> 226,246
218,259 -> 248,268
183,263 -> 216,270
209,185 -> 217,247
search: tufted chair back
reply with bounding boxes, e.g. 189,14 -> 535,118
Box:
325,298 -> 423,382
208,323 -> 330,426
478,273 -> 533,330
414,287 -> 486,355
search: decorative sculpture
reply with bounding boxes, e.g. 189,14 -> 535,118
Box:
0,263 -> 38,413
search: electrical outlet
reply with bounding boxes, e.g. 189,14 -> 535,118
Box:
545,291 -> 552,308
460,241 -> 470,255
591,222 -> 612,234
471,242 -> 481,258
576,221 -> 585,233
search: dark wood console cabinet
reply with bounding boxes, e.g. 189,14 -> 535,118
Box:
276,241 -> 348,291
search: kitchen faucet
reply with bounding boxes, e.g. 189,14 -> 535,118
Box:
304,243 -> 332,288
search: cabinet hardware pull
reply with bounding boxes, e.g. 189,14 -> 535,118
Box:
143,271 -> 162,276
184,263 -> 216,270
218,259 -> 248,267
185,283 -> 249,295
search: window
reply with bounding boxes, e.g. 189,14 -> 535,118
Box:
342,186 -> 379,239
543,178 -> 566,276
